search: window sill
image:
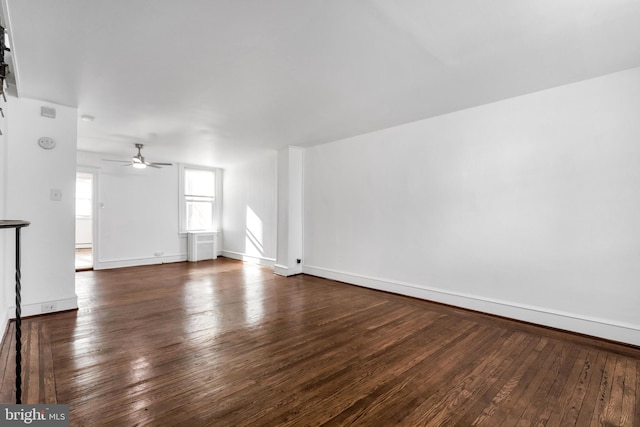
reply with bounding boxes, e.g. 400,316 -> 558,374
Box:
179,230 -> 221,238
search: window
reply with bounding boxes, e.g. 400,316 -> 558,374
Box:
179,165 -> 220,233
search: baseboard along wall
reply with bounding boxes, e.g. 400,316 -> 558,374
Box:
7,296 -> 78,319
302,264 -> 640,347
222,250 -> 275,268
274,264 -> 302,277
94,254 -> 188,270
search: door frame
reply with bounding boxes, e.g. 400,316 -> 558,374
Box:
76,166 -> 100,269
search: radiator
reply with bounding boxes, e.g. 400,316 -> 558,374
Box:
187,231 -> 217,262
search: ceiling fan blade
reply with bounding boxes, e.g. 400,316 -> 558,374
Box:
104,145 -> 172,169
102,159 -> 131,163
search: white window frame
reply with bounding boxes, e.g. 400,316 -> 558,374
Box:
179,164 -> 222,234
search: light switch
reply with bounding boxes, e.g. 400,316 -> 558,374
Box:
50,189 -> 62,201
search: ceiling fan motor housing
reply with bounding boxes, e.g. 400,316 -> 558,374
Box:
134,144 -> 145,163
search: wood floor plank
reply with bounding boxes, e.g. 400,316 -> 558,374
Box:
575,352 -> 609,426
402,329 -> 520,426
467,334 -> 541,426
559,350 -> 600,426
635,360 -> 640,427
320,330 -> 499,425
511,344 -> 574,426
515,344 -> 581,426
0,322 -> 15,403
1,258 -> 639,426
590,354 -> 617,426
25,322 -> 39,404
544,348 -> 590,426
190,315 -> 473,426
16,322 -> 28,403
472,337 -> 550,425
619,358 -> 636,427
312,324 -> 493,426
605,356 -> 628,426
40,324 -> 57,404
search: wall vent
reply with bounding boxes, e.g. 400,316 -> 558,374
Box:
41,106 -> 56,118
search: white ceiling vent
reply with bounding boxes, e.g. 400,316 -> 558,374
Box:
40,106 -> 56,118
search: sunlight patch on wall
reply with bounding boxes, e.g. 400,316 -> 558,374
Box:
245,206 -> 264,257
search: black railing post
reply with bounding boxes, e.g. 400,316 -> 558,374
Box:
15,226 -> 22,404
1,220 -> 30,404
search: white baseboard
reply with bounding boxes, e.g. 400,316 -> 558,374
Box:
8,295 -> 78,318
274,264 -> 303,277
94,254 -> 187,270
222,250 -> 275,268
302,264 -> 640,347
0,308 -> 7,337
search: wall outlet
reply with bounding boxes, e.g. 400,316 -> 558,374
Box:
41,303 -> 56,313
297,258 -> 301,264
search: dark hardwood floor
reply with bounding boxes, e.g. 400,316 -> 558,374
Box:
1,258 -> 639,426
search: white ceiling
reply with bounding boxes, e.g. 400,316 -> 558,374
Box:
4,0 -> 640,167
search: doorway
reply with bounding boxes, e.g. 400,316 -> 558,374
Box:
75,171 -> 94,270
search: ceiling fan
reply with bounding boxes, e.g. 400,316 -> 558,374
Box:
103,144 -> 173,169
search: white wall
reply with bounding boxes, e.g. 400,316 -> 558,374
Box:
222,152 -> 277,266
77,150 -> 187,269
4,97 -> 78,317
0,96 -> 8,327
304,67 -> 640,345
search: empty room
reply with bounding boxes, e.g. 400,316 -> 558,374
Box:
1,1 -> 639,425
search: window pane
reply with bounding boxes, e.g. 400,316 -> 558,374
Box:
185,169 -> 215,197
76,199 -> 92,217
186,200 -> 213,231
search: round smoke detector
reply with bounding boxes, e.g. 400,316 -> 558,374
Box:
38,136 -> 56,150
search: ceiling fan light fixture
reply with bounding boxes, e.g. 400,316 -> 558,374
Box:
132,162 -> 147,169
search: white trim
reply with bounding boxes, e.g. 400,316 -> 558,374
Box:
222,250 -> 275,268
76,166 -> 100,270
8,296 -> 78,318
0,308 -> 8,338
94,254 -> 187,270
274,264 -> 302,277
302,264 -> 640,346
215,168 -> 223,237
292,146 -> 304,273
